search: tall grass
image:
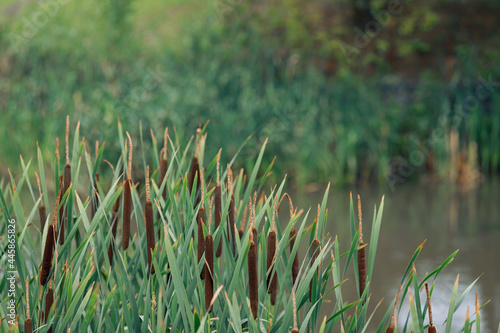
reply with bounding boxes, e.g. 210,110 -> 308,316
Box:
0,120 -> 494,332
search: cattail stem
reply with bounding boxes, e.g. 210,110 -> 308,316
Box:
291,288 -> 298,333
238,199 -> 247,238
25,278 -> 32,333
145,166 -> 156,274
387,284 -> 402,332
421,282 -> 436,332
248,237 -> 258,318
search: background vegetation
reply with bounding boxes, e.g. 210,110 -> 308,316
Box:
1,0 -> 499,188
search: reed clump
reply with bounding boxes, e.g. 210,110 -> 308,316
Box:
0,119 -> 487,333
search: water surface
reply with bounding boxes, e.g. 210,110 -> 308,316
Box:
290,178 -> 500,332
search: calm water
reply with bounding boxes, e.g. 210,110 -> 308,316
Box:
290,178 -> 500,332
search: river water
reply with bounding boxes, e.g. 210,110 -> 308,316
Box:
289,178 -> 500,332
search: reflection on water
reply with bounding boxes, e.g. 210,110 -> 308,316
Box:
289,177 -> 500,332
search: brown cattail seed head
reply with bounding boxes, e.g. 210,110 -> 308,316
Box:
266,230 -> 278,305
248,239 -> 258,318
290,228 -> 299,285
145,166 -> 156,274
204,234 -> 214,312
122,178 -> 132,250
198,207 -> 206,279
45,281 -> 54,323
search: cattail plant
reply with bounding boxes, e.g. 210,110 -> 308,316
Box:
40,175 -> 63,286
158,128 -> 168,222
309,205 -> 321,301
145,166 -> 156,274
25,277 -> 32,333
214,149 -> 223,257
189,128 -> 201,206
45,279 -> 54,333
59,116 -> 72,245
108,192 -> 121,266
227,165 -> 236,255
266,195 -> 278,305
250,192 -> 258,252
35,172 -> 47,232
357,195 -> 366,299
197,168 -> 207,279
291,288 -> 299,333
122,132 -> 133,250
421,282 -> 436,333
386,284 -> 402,333
205,197 -> 214,313
91,140 -> 101,220
278,193 -> 299,285
248,194 -> 258,318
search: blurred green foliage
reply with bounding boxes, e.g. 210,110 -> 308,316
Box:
0,0 -> 499,187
